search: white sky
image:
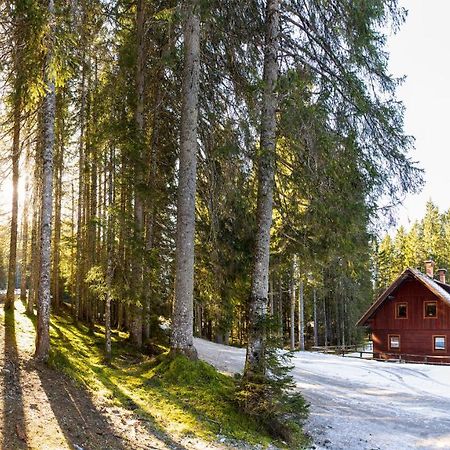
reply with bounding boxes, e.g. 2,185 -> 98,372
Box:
387,0 -> 450,228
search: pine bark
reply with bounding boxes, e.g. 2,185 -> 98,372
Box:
244,0 -> 279,377
290,278 -> 296,351
20,152 -> 30,303
313,288 -> 318,346
35,0 -> 56,362
52,97 -> 64,311
5,3 -> 25,310
75,64 -> 86,322
105,147 -> 114,362
130,0 -> 146,348
298,280 -> 305,351
5,94 -> 21,310
171,0 -> 201,358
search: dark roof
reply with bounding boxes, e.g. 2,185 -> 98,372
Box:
356,268 -> 450,327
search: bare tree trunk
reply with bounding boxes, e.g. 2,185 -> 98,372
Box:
20,151 -> 30,303
28,170 -> 40,316
323,297 -> 328,347
52,95 -> 64,311
5,94 -> 21,310
105,147 -> 114,362
313,288 -> 318,347
290,274 -> 296,351
130,0 -> 146,347
268,277 -> 274,315
35,0 -> 56,362
244,0 -> 279,378
171,0 -> 201,358
70,182 -> 76,314
75,63 -> 86,323
298,279 -> 305,351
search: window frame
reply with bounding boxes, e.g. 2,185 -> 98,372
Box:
388,334 -> 401,351
433,335 -> 446,352
424,301 -> 438,319
395,302 -> 408,319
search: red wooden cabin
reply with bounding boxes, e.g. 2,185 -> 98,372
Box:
357,262 -> 450,363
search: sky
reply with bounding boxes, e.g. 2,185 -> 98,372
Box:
387,0 -> 450,229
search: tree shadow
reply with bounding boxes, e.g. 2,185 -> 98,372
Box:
15,306 -> 129,450
36,362 -> 132,450
49,322 -> 189,450
2,307 -> 28,450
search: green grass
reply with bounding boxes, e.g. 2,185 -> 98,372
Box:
34,308 -> 309,448
46,313 -> 263,444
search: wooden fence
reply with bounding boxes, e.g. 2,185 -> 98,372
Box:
310,345 -> 450,365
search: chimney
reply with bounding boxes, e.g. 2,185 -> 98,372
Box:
424,260 -> 435,278
438,268 -> 447,284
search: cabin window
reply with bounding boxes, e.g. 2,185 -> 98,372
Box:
389,335 -> 400,350
395,303 -> 408,319
434,336 -> 446,351
424,301 -> 437,318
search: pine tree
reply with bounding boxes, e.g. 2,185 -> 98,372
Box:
35,0 -> 56,362
171,0 -> 201,358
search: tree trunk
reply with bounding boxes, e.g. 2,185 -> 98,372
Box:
28,171 -> 40,316
52,95 -> 64,311
35,0 -> 56,362
171,0 -> 201,358
105,147 -> 114,362
75,59 -> 87,323
323,297 -> 328,347
313,288 -> 318,347
130,0 -> 146,348
20,151 -> 31,303
290,276 -> 296,351
244,0 -> 279,378
298,280 -> 305,351
5,94 -> 21,310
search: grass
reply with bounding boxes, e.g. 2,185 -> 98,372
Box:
19,304 -> 309,448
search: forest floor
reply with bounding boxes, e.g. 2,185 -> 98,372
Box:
0,300 -> 285,450
195,337 -> 450,450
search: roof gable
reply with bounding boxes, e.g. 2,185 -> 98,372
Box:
356,268 -> 450,326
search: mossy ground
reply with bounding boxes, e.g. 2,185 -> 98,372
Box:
45,309 -> 308,448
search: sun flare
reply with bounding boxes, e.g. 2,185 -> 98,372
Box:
0,175 -> 29,218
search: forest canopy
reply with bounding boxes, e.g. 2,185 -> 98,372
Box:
0,0 -> 422,371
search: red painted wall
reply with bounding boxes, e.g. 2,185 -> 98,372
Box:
370,278 -> 450,361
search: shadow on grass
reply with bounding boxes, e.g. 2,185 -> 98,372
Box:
49,321 -> 189,450
36,362 -> 131,450
14,300 -> 130,450
2,306 -> 28,450
50,318 -> 272,446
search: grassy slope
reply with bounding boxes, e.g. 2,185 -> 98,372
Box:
46,310 -> 308,448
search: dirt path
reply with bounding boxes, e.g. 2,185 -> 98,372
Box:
0,301 -> 226,450
195,337 -> 450,450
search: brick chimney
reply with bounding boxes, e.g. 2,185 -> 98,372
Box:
438,268 -> 447,284
424,260 -> 435,278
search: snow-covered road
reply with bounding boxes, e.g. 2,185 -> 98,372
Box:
194,338 -> 450,450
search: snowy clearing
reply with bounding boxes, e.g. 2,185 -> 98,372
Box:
194,338 -> 450,450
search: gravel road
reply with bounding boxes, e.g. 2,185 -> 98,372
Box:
194,338 -> 450,450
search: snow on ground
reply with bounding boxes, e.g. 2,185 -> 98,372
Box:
194,338 -> 450,450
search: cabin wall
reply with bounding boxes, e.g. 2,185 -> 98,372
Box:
370,278 -> 450,360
